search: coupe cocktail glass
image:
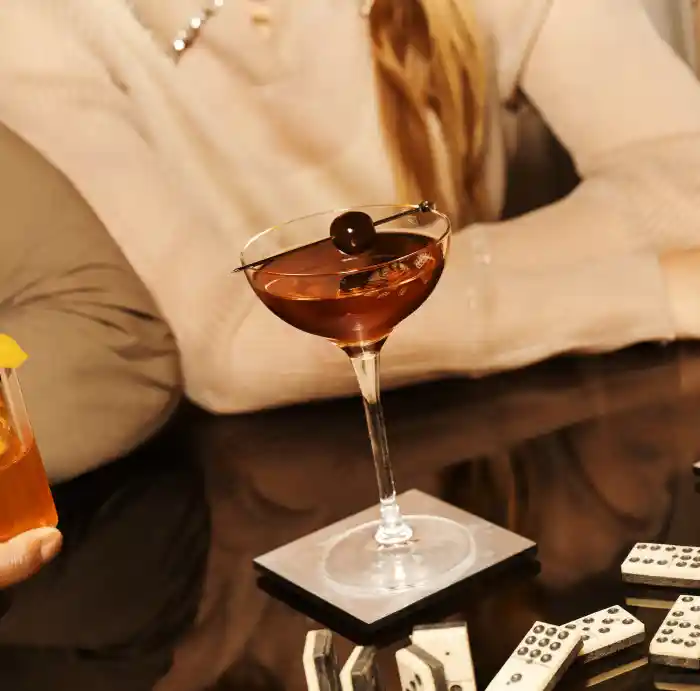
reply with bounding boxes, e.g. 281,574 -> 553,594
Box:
240,205 -> 472,592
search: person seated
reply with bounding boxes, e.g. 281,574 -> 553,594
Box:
1,0 -> 700,413
0,121 -> 181,586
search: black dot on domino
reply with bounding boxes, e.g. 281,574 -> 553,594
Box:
607,607 -> 620,614
542,654 -> 552,663
533,625 -> 545,634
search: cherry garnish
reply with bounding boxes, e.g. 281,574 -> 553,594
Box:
330,211 -> 376,255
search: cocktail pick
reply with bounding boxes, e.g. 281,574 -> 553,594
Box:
232,201 -> 435,273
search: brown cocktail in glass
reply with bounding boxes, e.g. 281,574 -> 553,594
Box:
250,230 -> 444,351
241,205 -> 471,593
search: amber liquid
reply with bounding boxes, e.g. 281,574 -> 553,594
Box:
251,232 -> 445,348
0,405 -> 57,542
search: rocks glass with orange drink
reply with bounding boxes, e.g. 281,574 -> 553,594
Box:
0,336 -> 57,542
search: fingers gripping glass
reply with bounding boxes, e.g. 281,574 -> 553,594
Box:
239,204 -> 472,593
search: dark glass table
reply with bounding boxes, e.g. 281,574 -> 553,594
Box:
3,341 -> 700,691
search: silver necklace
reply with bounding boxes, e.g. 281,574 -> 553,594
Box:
171,0 -> 375,61
172,0 -> 225,61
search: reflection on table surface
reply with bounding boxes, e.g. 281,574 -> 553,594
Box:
5,341 -> 700,690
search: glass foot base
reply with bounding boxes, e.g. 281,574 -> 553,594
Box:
254,489 -> 536,628
322,514 -> 475,594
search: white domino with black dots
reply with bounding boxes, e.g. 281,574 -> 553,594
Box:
562,606 -> 645,663
485,622 -> 582,691
622,543 -> 700,587
650,595 -> 700,669
411,622 -> 477,691
303,630 -> 341,691
340,646 -> 381,691
396,645 -> 448,691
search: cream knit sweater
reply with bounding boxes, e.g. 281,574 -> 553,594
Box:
1,0 -> 700,413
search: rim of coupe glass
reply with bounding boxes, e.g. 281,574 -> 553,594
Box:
240,205 -> 451,278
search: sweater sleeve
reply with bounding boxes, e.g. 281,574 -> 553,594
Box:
428,0 -> 700,374
0,123 -> 181,482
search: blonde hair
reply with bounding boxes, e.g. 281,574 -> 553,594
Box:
369,0 -> 488,226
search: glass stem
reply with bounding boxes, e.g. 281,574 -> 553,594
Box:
349,350 -> 413,546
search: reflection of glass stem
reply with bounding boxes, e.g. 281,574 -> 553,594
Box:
349,350 -> 414,546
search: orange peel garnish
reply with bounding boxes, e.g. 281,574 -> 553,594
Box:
0,335 -> 27,369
